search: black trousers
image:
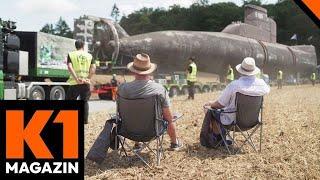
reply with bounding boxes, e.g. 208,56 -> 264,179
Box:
187,81 -> 195,99
66,84 -> 91,124
277,79 -> 282,89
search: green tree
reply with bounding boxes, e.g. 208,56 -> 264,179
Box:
40,23 -> 55,34
243,0 -> 262,6
54,17 -> 73,38
111,3 -> 120,22
197,0 -> 209,6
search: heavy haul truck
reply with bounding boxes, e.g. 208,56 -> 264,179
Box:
154,72 -> 225,97
0,19 -> 74,100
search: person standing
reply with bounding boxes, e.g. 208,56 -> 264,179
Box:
186,57 -> 197,100
311,72 -> 316,86
226,64 -> 234,84
110,74 -> 119,101
66,39 -> 96,124
277,69 -> 283,89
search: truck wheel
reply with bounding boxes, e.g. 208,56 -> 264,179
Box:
202,86 -> 210,93
50,86 -> 65,100
194,86 -> 201,94
181,87 -> 189,95
169,87 -> 179,97
98,93 -> 112,100
30,86 -> 45,100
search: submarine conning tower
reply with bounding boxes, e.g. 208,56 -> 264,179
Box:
222,4 -> 277,43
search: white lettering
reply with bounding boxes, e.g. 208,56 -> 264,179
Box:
53,162 -> 62,173
19,162 -> 30,174
68,162 -> 78,174
5,162 -> 78,174
41,162 -> 52,174
6,162 -> 18,174
30,162 -> 41,174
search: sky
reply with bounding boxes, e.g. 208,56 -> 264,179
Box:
0,0 -> 278,31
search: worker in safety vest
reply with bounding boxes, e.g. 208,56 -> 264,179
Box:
226,64 -> 234,83
277,69 -> 283,89
311,72 -> 316,86
66,39 -> 96,124
186,57 -> 197,100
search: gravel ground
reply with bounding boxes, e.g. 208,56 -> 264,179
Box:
84,85 -> 320,179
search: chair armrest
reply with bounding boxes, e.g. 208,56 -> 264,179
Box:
172,112 -> 183,122
203,106 -> 236,114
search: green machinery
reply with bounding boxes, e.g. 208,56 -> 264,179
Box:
154,72 -> 224,97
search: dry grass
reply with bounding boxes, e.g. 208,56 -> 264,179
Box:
84,85 -> 320,180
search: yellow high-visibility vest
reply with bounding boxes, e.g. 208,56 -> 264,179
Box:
227,67 -> 234,81
277,70 -> 283,80
67,50 -> 93,85
187,62 -> 197,82
311,73 -> 316,80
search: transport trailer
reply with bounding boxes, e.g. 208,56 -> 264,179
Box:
0,19 -> 74,100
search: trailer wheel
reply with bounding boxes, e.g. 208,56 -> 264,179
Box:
181,87 -> 189,95
50,86 -> 65,100
211,86 -> 217,92
169,87 -> 179,97
194,86 -> 201,94
202,86 -> 210,93
30,86 -> 45,100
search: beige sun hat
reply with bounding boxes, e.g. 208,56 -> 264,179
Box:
236,57 -> 260,76
127,53 -> 157,75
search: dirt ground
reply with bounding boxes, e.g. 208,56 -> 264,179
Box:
84,85 -> 320,179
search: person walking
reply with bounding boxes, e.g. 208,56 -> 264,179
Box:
226,64 -> 234,84
110,74 -> 119,101
311,72 -> 316,86
277,69 -> 283,89
66,39 -> 96,124
186,57 -> 197,100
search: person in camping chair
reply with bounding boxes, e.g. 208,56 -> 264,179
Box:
118,53 -> 183,151
202,57 -> 270,145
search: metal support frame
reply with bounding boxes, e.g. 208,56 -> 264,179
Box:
216,120 -> 263,155
114,118 -> 165,168
116,134 -> 165,168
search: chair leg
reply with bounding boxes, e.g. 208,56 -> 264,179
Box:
156,137 -> 160,166
217,125 -> 232,155
246,130 -> 257,151
235,125 -> 260,153
259,123 -> 263,152
122,139 -> 151,168
119,137 -> 128,157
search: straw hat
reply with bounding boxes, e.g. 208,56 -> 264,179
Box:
127,53 -> 157,75
236,57 -> 260,76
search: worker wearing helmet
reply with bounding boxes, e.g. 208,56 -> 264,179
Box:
66,39 -> 96,124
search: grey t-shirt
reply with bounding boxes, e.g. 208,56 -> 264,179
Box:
118,80 -> 171,107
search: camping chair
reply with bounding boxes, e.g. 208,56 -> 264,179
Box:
212,92 -> 264,154
114,95 -> 167,167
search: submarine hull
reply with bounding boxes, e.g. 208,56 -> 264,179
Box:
116,30 -> 317,78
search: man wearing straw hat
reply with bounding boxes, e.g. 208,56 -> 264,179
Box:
118,53 -> 183,151
202,57 -> 270,143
